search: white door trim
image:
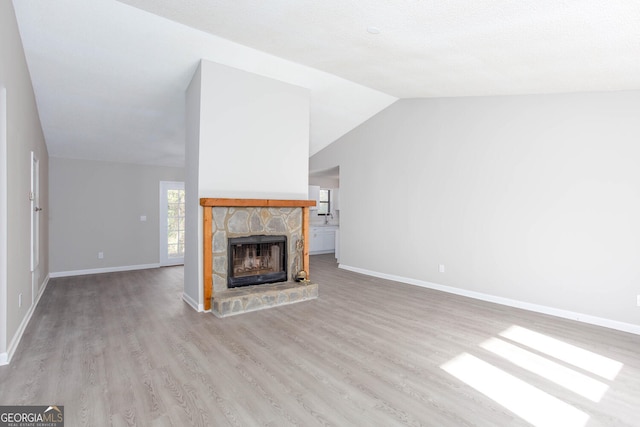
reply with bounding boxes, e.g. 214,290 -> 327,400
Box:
159,181 -> 185,266
0,87 -> 8,360
30,151 -> 39,272
30,151 -> 40,305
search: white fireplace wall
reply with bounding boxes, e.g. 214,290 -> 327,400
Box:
185,60 -> 310,310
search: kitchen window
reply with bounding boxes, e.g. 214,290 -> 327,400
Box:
318,189 -> 330,215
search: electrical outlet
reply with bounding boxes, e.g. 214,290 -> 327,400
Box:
18,293 -> 22,308
98,251 -> 104,259
438,264 -> 445,273
140,215 -> 147,222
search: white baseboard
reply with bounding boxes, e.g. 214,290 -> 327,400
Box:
310,250 -> 335,256
0,274 -> 50,366
49,263 -> 160,278
339,264 -> 640,336
182,292 -> 204,312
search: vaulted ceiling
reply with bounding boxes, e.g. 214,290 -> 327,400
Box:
13,0 -> 640,167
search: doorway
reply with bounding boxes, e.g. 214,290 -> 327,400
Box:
159,181 -> 185,266
309,166 -> 340,261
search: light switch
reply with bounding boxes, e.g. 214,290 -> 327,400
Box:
140,215 -> 147,222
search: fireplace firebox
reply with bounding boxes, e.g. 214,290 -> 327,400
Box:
227,235 -> 287,288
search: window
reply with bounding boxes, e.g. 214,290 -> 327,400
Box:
318,189 -> 330,215
167,188 -> 185,258
160,181 -> 185,266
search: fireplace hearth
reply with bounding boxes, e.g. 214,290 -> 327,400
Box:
228,235 -> 287,288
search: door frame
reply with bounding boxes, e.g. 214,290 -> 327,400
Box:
30,151 -> 40,304
159,181 -> 185,266
30,151 -> 39,272
1,87 -> 7,360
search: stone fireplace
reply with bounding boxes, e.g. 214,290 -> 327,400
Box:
210,206 -> 303,292
200,198 -> 318,317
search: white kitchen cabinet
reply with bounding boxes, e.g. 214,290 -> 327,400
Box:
309,226 -> 337,254
308,185 -> 320,210
331,188 -> 340,211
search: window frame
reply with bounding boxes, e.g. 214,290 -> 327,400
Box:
317,189 -> 331,215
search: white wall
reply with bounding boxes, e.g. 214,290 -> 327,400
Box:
198,60 -> 310,199
0,1 -> 49,363
309,176 -> 339,188
49,157 -> 183,275
310,91 -> 640,330
184,62 -> 202,310
184,60 -> 310,309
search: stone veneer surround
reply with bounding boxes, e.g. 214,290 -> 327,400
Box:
211,207 -> 302,292
200,198 -> 317,315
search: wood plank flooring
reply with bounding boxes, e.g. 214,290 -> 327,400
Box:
1,254 -> 639,426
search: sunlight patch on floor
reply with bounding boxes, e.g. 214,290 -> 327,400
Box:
480,337 -> 609,402
441,353 -> 590,427
499,326 -> 623,380
439,325 -> 627,426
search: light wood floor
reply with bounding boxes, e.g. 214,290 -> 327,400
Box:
1,254 -> 638,426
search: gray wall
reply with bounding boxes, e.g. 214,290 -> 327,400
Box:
49,157 -> 183,274
310,91 -> 640,328
0,1 -> 49,361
